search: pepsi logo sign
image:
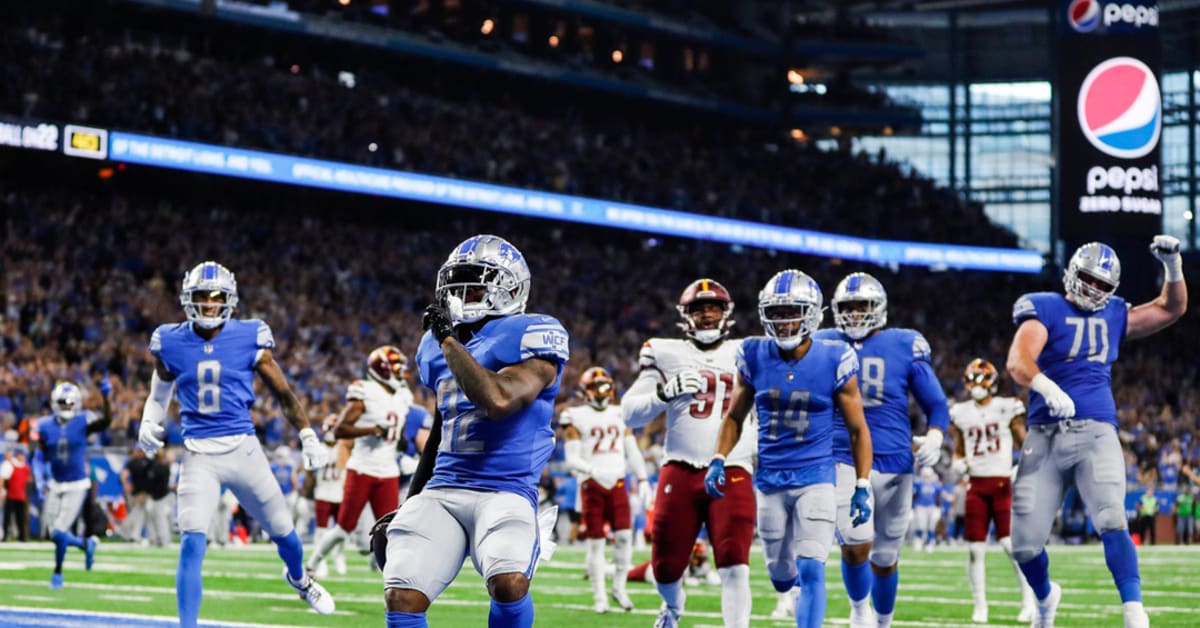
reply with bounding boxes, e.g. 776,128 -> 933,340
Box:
1076,57 -> 1161,159
1068,0 -> 1101,32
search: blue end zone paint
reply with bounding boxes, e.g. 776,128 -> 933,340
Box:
0,606 -> 288,628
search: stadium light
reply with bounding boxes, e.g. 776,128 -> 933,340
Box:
481,19 -> 494,35
787,69 -> 805,85
612,49 -> 624,63
548,35 -> 560,47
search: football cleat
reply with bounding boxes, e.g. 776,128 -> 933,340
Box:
283,566 -> 336,615
849,599 -> 876,628
610,589 -> 634,612
770,589 -> 796,619
1123,602 -> 1149,628
1031,582 -> 1061,628
971,603 -> 988,623
85,536 -> 98,571
653,606 -> 681,628
49,573 -> 64,590
1018,600 -> 1036,623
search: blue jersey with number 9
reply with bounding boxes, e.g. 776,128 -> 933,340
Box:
416,313 -> 569,509
737,336 -> 858,492
150,318 -> 273,440
1012,292 -> 1127,426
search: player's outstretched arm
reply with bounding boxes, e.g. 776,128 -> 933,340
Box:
1127,235 -> 1187,341
88,374 -> 115,435
256,349 -> 325,469
836,376 -> 873,483
332,399 -> 386,440
406,411 -> 442,499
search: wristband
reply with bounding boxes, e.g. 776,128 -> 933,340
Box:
711,453 -> 726,463
1165,256 -> 1184,283
856,478 -> 871,489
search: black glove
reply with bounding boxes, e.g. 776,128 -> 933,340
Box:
422,303 -> 455,343
369,509 -> 399,569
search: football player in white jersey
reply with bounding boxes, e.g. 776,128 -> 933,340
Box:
948,359 -> 1036,624
307,416 -> 351,578
622,278 -> 757,628
561,366 -> 651,614
306,346 -> 410,574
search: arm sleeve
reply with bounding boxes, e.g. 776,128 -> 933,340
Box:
910,359 -> 950,432
622,372 -> 668,428
563,439 -> 592,476
624,434 -> 648,480
141,369 -> 176,427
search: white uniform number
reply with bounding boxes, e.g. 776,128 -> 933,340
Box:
1064,316 -> 1109,363
437,379 -> 484,453
860,357 -> 886,408
197,360 -> 222,413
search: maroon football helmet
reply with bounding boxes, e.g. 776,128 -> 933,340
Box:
366,345 -> 408,390
676,278 -> 735,344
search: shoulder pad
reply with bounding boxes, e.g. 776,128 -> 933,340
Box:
558,408 -> 574,426
638,340 -> 658,369
249,319 -> 276,350
499,314 -> 569,365
346,380 -> 370,401
910,331 -> 932,362
834,341 -> 860,388
1013,292 -> 1058,326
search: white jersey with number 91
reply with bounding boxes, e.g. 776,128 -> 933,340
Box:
950,396 -> 1024,478
345,379 -> 410,478
637,338 -> 756,470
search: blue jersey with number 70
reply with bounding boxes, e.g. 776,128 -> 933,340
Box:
149,318 -> 273,440
1012,292 -> 1127,427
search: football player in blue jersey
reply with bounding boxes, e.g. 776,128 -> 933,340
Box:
138,261 -> 334,628
813,272 -> 951,628
38,377 -> 112,589
1007,236 -> 1186,628
374,235 -> 569,628
707,269 -> 873,628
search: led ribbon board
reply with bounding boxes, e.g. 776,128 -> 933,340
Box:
106,131 -> 1043,273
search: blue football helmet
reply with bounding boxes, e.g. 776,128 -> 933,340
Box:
758,269 -> 823,350
180,261 -> 239,329
51,381 -> 83,421
832,272 -> 888,340
436,235 -> 531,325
1064,242 -> 1120,311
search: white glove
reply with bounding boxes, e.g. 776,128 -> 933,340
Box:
637,478 -> 653,510
1151,234 -> 1183,282
951,457 -> 969,477
1031,373 -> 1075,418
299,428 -> 328,470
912,428 -> 944,467
138,421 -> 165,456
658,369 -> 705,401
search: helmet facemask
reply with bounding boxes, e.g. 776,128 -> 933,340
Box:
760,303 -> 820,350
832,298 -> 886,340
180,262 -> 239,329
51,382 -> 82,422
436,236 -> 531,325
679,300 -> 734,345
1063,242 -> 1120,312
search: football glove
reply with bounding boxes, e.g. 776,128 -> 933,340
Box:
422,303 -> 455,344
1151,234 -> 1184,282
850,481 -> 872,527
913,428 -> 944,467
299,428 -> 328,470
657,369 -> 705,402
370,509 -> 399,569
138,421 -> 165,456
637,478 -> 653,511
99,374 -> 112,398
951,457 -> 969,477
1031,373 -> 1075,419
704,457 -> 726,498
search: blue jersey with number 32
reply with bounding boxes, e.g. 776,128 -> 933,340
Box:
737,336 -> 858,492
1012,292 -> 1127,426
150,319 -> 274,440
416,314 -> 569,508
813,327 -> 949,474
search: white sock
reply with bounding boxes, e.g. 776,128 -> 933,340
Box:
656,578 -> 684,613
586,538 -> 607,605
717,564 -> 751,628
997,536 -> 1035,607
306,525 -> 348,570
968,542 -> 987,605
1123,601 -> 1146,614
877,611 -> 894,628
613,529 -> 632,596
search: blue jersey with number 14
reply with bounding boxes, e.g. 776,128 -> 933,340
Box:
737,336 -> 859,493
150,318 -> 274,440
1012,292 -> 1127,426
416,313 -> 569,509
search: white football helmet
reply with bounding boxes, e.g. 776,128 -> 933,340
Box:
180,261 -> 239,329
832,272 -> 888,340
758,269 -> 823,350
51,381 -> 83,421
1064,242 -> 1120,312
436,235 -> 531,325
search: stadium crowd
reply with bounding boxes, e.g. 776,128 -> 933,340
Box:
3,5 -> 1007,248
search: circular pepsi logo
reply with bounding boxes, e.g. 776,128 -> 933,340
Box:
1068,0 -> 1101,32
1076,57 -> 1161,159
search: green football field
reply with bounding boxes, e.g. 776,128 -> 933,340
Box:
0,540 -> 1196,626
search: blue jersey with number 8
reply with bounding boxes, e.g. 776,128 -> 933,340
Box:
1012,292 -> 1127,427
416,313 -> 569,508
150,318 -> 273,440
